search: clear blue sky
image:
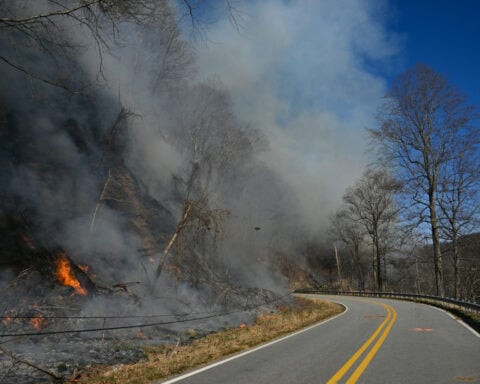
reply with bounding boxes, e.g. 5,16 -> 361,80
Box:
389,0 -> 480,108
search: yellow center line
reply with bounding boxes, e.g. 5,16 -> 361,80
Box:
345,303 -> 397,383
326,301 -> 397,384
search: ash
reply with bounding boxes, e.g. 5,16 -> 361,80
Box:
0,337 -> 145,383
1,282 -> 288,383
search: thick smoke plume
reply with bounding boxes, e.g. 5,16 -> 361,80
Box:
0,0 -> 302,323
194,0 -> 401,233
0,0 -> 403,381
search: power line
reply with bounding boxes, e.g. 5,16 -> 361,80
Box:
1,312 -> 233,337
0,292 -> 293,337
0,311 -> 220,320
1,292 -> 293,320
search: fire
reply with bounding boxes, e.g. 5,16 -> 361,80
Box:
31,314 -> 46,330
56,253 -> 87,295
2,315 -> 12,327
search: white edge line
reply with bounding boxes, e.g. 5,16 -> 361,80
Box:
159,303 -> 349,383
428,305 -> 480,338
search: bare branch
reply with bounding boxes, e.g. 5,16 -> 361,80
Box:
0,346 -> 62,380
0,0 -> 100,25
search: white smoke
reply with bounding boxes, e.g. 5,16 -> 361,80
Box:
194,0 -> 402,232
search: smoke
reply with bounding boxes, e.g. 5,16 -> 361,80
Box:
194,0 -> 402,233
0,0 -> 403,317
0,4 -> 408,380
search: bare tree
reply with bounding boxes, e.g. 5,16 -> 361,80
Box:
370,63 -> 478,297
437,138 -> 480,299
156,78 -> 260,283
180,0 -> 246,37
168,78 -> 258,196
155,193 -> 229,280
0,0 -> 238,91
0,0 -> 176,91
341,168 -> 399,291
329,210 -> 367,289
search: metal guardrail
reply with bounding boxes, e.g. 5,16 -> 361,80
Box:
294,289 -> 480,317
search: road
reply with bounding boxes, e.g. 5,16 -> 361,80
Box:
160,295 -> 480,384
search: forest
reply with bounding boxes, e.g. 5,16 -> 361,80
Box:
0,2 -> 317,379
0,0 -> 304,302
0,1 -> 479,381
0,0 -> 479,347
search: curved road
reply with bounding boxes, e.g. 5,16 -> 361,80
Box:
160,295 -> 480,384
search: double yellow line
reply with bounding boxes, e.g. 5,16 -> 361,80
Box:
326,301 -> 397,384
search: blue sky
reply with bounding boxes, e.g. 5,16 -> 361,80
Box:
191,0 -> 479,230
390,0 -> 480,108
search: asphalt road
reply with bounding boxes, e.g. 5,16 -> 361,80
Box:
160,295 -> 480,384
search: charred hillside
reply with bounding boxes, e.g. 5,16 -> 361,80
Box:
0,66 -> 296,384
0,0 -> 322,355
0,84 -> 292,305
0,2 -> 323,381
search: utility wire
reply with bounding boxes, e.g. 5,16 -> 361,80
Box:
0,292 -> 293,337
1,312 -> 236,337
1,291 -> 293,320
0,311 -> 220,320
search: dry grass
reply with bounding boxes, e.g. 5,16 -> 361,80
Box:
71,297 -> 343,384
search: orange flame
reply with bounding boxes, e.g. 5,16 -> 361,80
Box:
31,314 -> 47,329
56,253 -> 87,295
2,315 -> 12,327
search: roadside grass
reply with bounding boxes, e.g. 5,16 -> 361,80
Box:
451,309 -> 480,333
71,297 -> 343,384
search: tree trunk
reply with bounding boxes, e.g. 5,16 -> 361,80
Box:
371,242 -> 376,290
429,198 -> 445,297
452,227 -> 460,300
415,256 -> 421,294
382,253 -> 387,291
334,245 -> 342,289
89,169 -> 112,234
374,234 -> 383,291
156,203 -> 192,279
353,243 -> 364,290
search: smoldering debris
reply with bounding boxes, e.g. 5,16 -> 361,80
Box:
0,1 -> 314,382
0,271 -> 291,383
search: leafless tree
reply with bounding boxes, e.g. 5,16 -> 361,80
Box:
155,193 -> 229,280
341,168 -> 400,291
437,136 -> 480,298
369,63 -> 478,297
168,78 -> 258,196
156,78 -> 261,283
0,0 -> 176,91
0,0 -> 239,91
329,210 -> 367,290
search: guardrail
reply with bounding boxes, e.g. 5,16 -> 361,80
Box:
294,289 -> 480,318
